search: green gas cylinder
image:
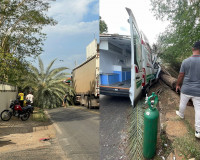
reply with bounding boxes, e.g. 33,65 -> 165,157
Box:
143,92 -> 159,159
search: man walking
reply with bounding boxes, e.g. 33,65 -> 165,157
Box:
176,41 -> 200,138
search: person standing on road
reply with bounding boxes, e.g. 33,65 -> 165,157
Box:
26,92 -> 34,106
176,41 -> 200,138
62,94 -> 68,108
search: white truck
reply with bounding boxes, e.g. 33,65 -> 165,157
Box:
72,40 -> 99,108
99,8 -> 161,106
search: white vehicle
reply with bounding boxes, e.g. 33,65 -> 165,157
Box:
140,31 -> 161,94
99,8 -> 161,106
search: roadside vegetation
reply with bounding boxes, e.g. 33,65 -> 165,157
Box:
99,16 -> 108,34
150,0 -> 200,71
22,57 -> 73,109
0,0 -> 74,109
32,107 -> 48,122
0,0 -> 56,83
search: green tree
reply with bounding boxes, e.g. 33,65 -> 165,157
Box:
0,0 -> 56,58
0,48 -> 28,84
150,0 -> 200,70
22,57 -> 73,109
100,16 -> 108,34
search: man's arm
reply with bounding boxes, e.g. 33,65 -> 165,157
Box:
176,73 -> 184,92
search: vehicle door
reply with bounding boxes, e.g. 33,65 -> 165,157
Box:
126,8 -> 143,106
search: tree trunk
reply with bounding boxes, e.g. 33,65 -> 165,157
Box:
160,73 -> 177,90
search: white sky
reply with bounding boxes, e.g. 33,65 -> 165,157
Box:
100,0 -> 169,45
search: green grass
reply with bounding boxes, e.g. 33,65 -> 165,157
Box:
32,108 -> 48,122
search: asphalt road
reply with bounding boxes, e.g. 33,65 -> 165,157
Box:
100,95 -> 132,160
47,106 -> 99,160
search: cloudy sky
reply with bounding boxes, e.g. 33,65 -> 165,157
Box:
100,0 -> 169,45
33,0 -> 99,72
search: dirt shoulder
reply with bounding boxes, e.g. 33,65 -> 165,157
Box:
149,80 -> 200,160
0,112 -> 66,160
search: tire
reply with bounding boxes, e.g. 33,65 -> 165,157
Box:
88,99 -> 92,109
21,112 -> 30,121
1,110 -> 12,121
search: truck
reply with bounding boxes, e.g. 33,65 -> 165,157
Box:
72,40 -> 99,108
99,8 -> 161,106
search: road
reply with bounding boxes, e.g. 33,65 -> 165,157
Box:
47,106 -> 99,160
100,95 -> 132,160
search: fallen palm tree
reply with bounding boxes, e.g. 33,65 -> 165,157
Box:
160,73 -> 177,90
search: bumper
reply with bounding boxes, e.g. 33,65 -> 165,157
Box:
100,86 -> 129,97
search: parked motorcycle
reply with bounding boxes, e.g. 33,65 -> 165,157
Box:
0,99 -> 34,121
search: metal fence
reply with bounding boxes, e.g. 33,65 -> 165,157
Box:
0,82 -> 17,113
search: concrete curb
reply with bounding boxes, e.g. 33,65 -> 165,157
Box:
44,110 -> 62,134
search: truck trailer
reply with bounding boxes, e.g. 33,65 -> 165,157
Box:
72,40 -> 99,108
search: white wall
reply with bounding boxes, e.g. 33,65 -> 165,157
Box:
0,84 -> 17,113
100,50 -> 131,73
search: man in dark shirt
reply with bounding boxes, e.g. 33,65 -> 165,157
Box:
176,41 -> 200,138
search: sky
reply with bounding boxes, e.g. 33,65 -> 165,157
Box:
31,0 -> 99,72
29,0 -> 169,73
100,0 -> 169,46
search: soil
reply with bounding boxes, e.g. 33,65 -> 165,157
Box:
149,80 -> 200,160
0,114 -> 66,160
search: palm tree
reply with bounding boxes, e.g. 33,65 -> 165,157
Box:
22,57 -> 73,108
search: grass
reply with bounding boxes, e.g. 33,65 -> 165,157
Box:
32,107 -> 48,122
173,119 -> 200,159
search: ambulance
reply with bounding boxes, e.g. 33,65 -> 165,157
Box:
99,8 -> 161,106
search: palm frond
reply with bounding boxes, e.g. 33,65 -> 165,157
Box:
127,101 -> 145,160
46,58 -> 56,75
28,64 -> 40,81
21,57 -> 72,109
38,56 -> 44,75
47,67 -> 68,79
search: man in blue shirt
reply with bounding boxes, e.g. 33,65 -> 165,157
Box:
176,41 -> 200,138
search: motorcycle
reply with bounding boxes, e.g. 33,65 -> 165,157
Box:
1,99 -> 34,121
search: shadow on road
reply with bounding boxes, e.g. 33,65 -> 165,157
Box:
0,138 -> 16,147
47,106 -> 99,123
